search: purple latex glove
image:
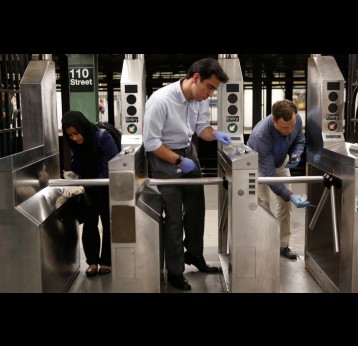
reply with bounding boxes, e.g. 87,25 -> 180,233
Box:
214,131 -> 231,146
180,158 -> 197,173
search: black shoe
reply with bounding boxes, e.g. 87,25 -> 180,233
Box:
167,273 -> 192,290
99,265 -> 111,275
280,247 -> 297,260
184,251 -> 219,273
86,264 -> 98,277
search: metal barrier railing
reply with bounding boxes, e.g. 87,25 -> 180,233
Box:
48,175 -> 324,187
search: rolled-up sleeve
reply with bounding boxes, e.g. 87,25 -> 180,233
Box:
195,100 -> 211,136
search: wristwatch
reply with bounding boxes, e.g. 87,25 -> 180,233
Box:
175,155 -> 183,167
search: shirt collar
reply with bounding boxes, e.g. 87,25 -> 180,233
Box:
175,78 -> 188,104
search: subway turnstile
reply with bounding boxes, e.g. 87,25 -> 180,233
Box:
109,54 -> 165,292
109,145 -> 164,292
218,144 -> 280,292
216,55 -> 279,292
306,149 -> 358,292
306,55 -> 358,292
0,56 -> 79,292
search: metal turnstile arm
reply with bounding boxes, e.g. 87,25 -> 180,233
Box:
49,178 -> 109,186
308,185 -> 340,253
308,186 -> 330,231
330,186 -> 339,253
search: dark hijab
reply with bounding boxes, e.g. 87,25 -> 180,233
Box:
62,110 -> 100,178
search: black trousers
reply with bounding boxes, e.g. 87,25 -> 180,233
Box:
147,144 -> 205,275
81,187 -> 111,266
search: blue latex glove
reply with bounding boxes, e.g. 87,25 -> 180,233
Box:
180,158 -> 197,173
214,131 -> 231,146
290,194 -> 310,208
286,156 -> 300,169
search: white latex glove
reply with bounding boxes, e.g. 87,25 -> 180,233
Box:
55,195 -> 68,209
63,186 -> 84,198
63,170 -> 79,179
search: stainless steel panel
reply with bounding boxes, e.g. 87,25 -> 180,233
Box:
109,142 -> 162,292
108,144 -> 144,171
305,254 -> 338,293
17,187 -> 63,224
323,142 -> 358,168
136,185 -> 163,222
14,154 -> 60,205
306,157 -> 358,292
40,199 -> 79,293
0,152 -> 59,209
20,60 -> 58,155
217,57 -> 244,145
115,246 -> 135,278
1,208 -> 42,292
111,205 -> 162,293
236,246 -> 256,277
0,171 -> 14,210
306,56 -> 358,292
120,58 -> 146,137
340,163 -> 358,292
110,172 -> 135,202
0,146 -> 44,172
218,145 -> 280,292
1,188 -> 79,292
109,144 -> 146,205
306,164 -> 341,290
307,56 -> 345,162
0,56 -> 74,293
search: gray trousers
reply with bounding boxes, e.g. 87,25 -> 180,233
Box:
147,144 -> 205,275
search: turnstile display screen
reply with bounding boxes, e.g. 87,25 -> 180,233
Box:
327,82 -> 340,90
226,83 -> 239,92
125,85 -> 138,93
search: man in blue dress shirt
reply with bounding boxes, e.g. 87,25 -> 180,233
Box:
247,99 -> 310,260
143,58 -> 231,290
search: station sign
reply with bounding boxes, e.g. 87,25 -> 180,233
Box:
69,66 -> 94,92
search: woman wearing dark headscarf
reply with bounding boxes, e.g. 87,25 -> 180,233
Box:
62,111 -> 119,277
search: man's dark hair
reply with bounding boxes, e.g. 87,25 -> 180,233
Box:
272,99 -> 297,121
186,57 -> 229,83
